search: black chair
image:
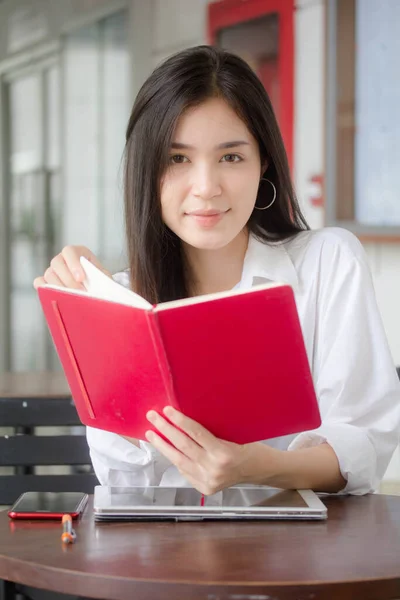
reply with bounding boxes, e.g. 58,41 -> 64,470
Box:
0,396 -> 98,506
0,582 -> 81,600
0,396 -> 98,600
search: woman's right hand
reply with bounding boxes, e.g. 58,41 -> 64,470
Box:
33,246 -> 112,291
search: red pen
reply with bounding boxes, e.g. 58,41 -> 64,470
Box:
61,514 -> 76,544
200,494 -> 205,507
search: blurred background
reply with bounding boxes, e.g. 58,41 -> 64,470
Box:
0,0 -> 398,489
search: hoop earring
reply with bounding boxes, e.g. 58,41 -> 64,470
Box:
254,178 -> 277,210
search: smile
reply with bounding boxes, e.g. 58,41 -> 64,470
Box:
185,209 -> 230,227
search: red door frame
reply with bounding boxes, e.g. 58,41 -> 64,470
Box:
207,0 -> 295,172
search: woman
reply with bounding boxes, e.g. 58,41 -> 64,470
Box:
34,46 -> 400,496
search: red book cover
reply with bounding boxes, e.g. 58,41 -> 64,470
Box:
37,259 -> 321,444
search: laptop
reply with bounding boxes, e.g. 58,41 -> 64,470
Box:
93,486 -> 327,521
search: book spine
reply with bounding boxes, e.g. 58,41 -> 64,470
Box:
145,311 -> 178,408
51,300 -> 96,419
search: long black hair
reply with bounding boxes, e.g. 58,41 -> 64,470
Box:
124,45 -> 309,303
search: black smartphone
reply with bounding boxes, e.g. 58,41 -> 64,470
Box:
8,491 -> 89,519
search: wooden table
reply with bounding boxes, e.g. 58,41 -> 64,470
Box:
1,494 -> 400,600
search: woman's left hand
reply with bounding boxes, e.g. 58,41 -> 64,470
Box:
145,406 -> 258,495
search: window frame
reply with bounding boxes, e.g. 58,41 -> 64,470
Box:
325,0 -> 400,241
207,0 -> 295,172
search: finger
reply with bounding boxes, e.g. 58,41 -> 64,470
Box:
33,277 -> 46,289
145,429 -> 193,472
162,406 -> 219,451
43,267 -> 65,287
146,410 -> 204,462
61,246 -> 111,283
49,254 -> 85,290
59,247 -> 89,283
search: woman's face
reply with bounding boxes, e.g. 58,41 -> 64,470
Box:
160,97 -> 262,251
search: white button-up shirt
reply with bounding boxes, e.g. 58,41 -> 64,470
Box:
87,227 -> 400,494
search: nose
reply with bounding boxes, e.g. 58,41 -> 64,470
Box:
191,164 -> 222,200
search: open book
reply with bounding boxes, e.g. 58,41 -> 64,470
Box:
37,258 -> 321,443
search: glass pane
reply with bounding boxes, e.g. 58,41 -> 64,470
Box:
63,10 -> 129,268
45,65 -> 61,170
10,291 -> 47,371
44,66 -> 62,368
9,74 -> 43,173
48,171 -> 62,256
8,73 -> 45,371
354,0 -> 400,225
9,170 -> 48,371
10,225 -> 47,290
101,11 -> 129,267
7,65 -> 61,371
10,172 -> 45,242
63,22 -> 101,252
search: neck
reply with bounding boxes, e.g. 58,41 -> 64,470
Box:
184,229 -> 249,297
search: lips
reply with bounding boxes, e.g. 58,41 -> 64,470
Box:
186,209 -> 228,216
184,209 -> 229,228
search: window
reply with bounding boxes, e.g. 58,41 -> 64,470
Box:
5,64 -> 61,371
208,0 -> 294,170
63,10 -> 130,270
1,9 -> 130,371
325,0 -> 400,239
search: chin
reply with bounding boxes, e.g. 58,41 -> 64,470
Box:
183,230 -> 240,251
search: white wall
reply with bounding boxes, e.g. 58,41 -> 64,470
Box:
146,0 -> 399,485
151,0 -> 208,67
294,0 -> 325,231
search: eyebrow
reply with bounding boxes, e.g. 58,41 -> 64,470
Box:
170,140 -> 250,150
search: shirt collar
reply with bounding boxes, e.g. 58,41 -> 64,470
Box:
239,233 -> 299,292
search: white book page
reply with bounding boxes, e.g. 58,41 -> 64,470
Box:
39,258 -> 152,310
80,257 -> 152,309
41,258 -> 284,311
155,281 -> 284,312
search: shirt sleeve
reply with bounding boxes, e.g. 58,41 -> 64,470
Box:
288,228 -> 400,494
86,426 -> 173,487
112,270 -> 130,287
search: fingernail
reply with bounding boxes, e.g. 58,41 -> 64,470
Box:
73,269 -> 82,281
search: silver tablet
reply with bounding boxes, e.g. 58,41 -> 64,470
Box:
93,485 -> 327,521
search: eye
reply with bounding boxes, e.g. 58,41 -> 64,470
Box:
169,154 -> 189,164
221,154 -> 242,163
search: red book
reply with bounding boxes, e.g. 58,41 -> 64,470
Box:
37,258 -> 321,444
